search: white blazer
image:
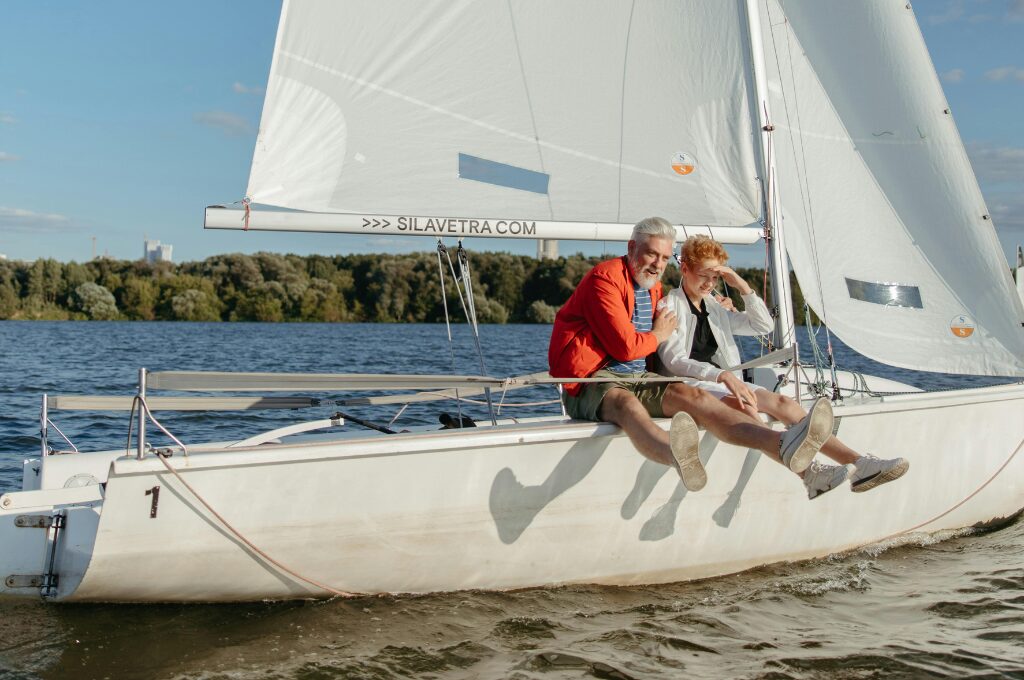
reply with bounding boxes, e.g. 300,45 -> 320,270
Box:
655,288 -> 773,382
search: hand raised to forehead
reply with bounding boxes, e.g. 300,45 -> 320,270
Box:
707,266 -> 752,294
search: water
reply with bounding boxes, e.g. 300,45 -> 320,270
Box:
1,321 -> 1022,679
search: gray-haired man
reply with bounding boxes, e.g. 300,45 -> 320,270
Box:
548,216 -> 834,492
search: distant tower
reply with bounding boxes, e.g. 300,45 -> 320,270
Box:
91,236 -> 96,261
144,238 -> 174,263
536,239 -> 559,260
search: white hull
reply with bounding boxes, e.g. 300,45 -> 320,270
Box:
2,380 -> 1023,603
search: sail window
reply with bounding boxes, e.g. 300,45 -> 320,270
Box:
458,153 -> 549,195
845,278 -> 923,309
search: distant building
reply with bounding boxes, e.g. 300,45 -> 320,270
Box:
144,239 -> 173,263
0,253 -> 7,261
536,239 -> 558,260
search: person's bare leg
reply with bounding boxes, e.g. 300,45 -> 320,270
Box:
597,388 -> 675,466
755,392 -> 859,465
662,384 -> 784,463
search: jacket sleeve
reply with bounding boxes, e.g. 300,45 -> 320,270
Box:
656,294 -> 724,382
581,271 -> 659,362
726,292 -> 774,336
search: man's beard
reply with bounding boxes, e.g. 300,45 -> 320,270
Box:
628,255 -> 660,290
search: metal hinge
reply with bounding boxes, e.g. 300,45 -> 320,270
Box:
14,514 -> 65,529
5,573 -> 59,592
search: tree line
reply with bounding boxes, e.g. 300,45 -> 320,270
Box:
0,251 -> 814,324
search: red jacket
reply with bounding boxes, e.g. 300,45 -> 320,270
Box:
548,256 -> 664,395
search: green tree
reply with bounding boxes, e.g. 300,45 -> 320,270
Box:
232,282 -> 286,322
524,300 -> 558,324
74,282 -> 119,320
170,289 -> 221,321
121,277 -> 159,320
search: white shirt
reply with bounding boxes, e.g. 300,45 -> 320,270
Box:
655,288 -> 774,381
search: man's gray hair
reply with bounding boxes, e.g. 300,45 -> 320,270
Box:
631,216 -> 676,243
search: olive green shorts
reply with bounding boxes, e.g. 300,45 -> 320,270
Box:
563,370 -> 671,421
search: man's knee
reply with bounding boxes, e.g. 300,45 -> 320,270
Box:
666,382 -> 713,409
598,388 -> 646,422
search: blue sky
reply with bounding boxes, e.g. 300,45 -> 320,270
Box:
1,0 -> 1022,267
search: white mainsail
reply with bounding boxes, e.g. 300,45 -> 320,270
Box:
761,0 -> 1024,377
242,0 -> 1024,376
246,0 -> 761,228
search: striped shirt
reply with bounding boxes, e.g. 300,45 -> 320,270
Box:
605,284 -> 652,373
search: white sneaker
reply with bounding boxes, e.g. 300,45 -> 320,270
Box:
803,462 -> 854,500
670,412 -> 705,492
851,454 -> 909,492
778,397 -> 834,474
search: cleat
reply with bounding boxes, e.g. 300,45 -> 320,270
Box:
670,412 -> 705,491
779,397 -> 834,474
803,462 -> 854,500
851,454 -> 909,492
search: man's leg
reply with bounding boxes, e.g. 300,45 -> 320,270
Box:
754,391 -> 908,492
598,388 -> 676,466
599,387 -> 705,491
756,392 -> 858,465
662,383 -> 832,474
663,383 -> 784,463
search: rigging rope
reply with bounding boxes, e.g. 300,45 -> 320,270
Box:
765,0 -> 839,396
456,242 -> 498,425
132,395 -> 360,599
435,241 -> 464,425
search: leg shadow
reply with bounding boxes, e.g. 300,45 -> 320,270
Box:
489,439 -> 610,544
637,434 -> 721,542
620,459 -> 668,520
711,449 -> 761,528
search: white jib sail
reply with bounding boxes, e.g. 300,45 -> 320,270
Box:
246,0 -> 761,229
761,0 -> 1024,377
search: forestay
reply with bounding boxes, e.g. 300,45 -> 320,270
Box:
246,0 -> 761,229
760,0 -> 1024,377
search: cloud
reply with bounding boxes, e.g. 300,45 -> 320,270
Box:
967,143 -> 1024,183
927,0 -> 965,24
984,66 -> 1024,81
987,193 -> 1024,234
0,206 -> 73,233
194,110 -> 253,137
925,0 -> 1021,24
0,113 -> 15,124
0,151 -> 21,162
232,82 -> 265,96
941,68 -> 966,83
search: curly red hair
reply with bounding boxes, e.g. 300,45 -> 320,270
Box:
680,235 -> 728,268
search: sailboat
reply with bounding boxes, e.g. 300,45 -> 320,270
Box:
2,0 -> 1023,602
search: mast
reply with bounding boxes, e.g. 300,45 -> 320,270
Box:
744,0 -> 795,348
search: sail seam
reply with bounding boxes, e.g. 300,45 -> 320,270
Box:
504,1 -> 555,220
276,50 -> 673,181
615,1 -> 637,222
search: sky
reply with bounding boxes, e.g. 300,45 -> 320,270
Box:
1,0 -> 1022,268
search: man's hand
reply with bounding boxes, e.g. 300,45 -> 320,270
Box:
708,265 -> 752,295
718,371 -> 759,416
714,294 -> 736,312
652,306 -> 678,343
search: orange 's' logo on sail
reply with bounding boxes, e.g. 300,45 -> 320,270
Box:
671,151 -> 696,176
950,315 -> 975,338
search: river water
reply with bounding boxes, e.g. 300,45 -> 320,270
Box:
0,321 -> 1022,679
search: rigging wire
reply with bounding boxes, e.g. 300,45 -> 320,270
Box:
456,242 -> 498,425
765,0 -> 839,398
435,240 -> 464,425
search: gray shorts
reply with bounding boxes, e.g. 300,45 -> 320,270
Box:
563,370 -> 671,421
